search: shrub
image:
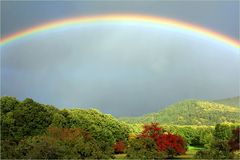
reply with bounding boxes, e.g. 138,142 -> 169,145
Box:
214,123 -> 234,140
209,139 -> 234,159
195,148 -> 234,159
114,140 -> 126,154
194,124 -> 239,159
194,150 -> 212,159
16,127 -> 114,159
1,140 -> 18,159
52,109 -> 131,148
228,127 -> 240,152
18,136 -> 63,159
162,125 -> 214,146
126,137 -> 165,159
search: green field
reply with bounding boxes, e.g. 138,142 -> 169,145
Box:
176,146 -> 204,159
114,146 -> 204,159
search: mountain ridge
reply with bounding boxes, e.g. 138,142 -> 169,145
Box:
213,96 -> 240,107
120,99 -> 240,125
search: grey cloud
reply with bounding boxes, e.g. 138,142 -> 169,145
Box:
1,24 -> 239,116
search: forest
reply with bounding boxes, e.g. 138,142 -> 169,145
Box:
120,99 -> 240,125
1,96 -> 239,159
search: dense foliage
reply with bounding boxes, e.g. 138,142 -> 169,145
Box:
120,100 -> 240,125
1,97 -> 53,142
228,127 -> 240,151
129,123 -> 214,146
163,125 -> 214,146
1,96 -> 130,159
127,123 -> 187,158
1,96 -> 239,159
17,128 -> 112,159
127,136 -> 165,159
50,108 -> 131,156
113,140 -> 126,154
194,123 -> 240,159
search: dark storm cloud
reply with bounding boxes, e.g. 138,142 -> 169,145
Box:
1,24 -> 239,116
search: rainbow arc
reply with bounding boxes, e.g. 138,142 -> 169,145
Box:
0,14 -> 239,48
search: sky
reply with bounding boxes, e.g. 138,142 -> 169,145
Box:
1,1 -> 239,116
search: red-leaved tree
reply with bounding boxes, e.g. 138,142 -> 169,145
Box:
228,127 -> 240,152
140,123 -> 164,140
156,133 -> 186,158
114,140 -> 126,154
139,123 -> 186,158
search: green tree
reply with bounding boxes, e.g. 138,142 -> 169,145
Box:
12,98 -> 53,141
0,96 -> 19,115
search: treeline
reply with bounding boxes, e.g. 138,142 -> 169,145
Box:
213,96 -> 240,107
120,100 -> 240,125
127,123 -> 239,159
130,123 -> 239,147
194,124 -> 240,159
1,96 -> 239,159
1,96 -> 130,159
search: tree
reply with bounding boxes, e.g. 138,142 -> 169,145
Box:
12,98 -> 53,141
126,136 -> 164,159
114,140 -> 126,154
194,124 -> 239,159
140,123 -> 186,158
228,127 -> 240,152
1,97 -> 19,141
140,123 -> 164,140
156,133 -> 187,158
127,123 -> 186,158
0,96 -> 19,115
17,127 -> 113,159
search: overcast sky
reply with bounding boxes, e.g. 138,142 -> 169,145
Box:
1,1 -> 239,116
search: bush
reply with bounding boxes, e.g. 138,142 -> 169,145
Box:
228,127 -> 240,152
16,127 -> 114,159
126,137 -> 165,159
18,136 -> 63,159
214,123 -> 235,140
1,140 -> 18,159
51,108 -> 131,150
0,97 -> 131,159
162,125 -> 214,146
194,150 -> 212,159
209,139 -> 234,159
126,123 -> 186,159
194,124 -> 239,159
114,140 -> 126,154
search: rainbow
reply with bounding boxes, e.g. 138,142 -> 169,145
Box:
0,14 -> 239,48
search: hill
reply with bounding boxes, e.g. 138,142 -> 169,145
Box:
1,96 -> 131,145
120,100 -> 240,125
213,96 -> 240,107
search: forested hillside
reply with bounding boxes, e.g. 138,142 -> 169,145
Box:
1,96 -> 239,159
213,96 -> 240,107
1,96 -> 131,159
120,100 -> 240,125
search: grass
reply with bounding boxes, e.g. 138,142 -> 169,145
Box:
114,154 -> 126,159
176,146 -> 204,159
115,146 -> 205,159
